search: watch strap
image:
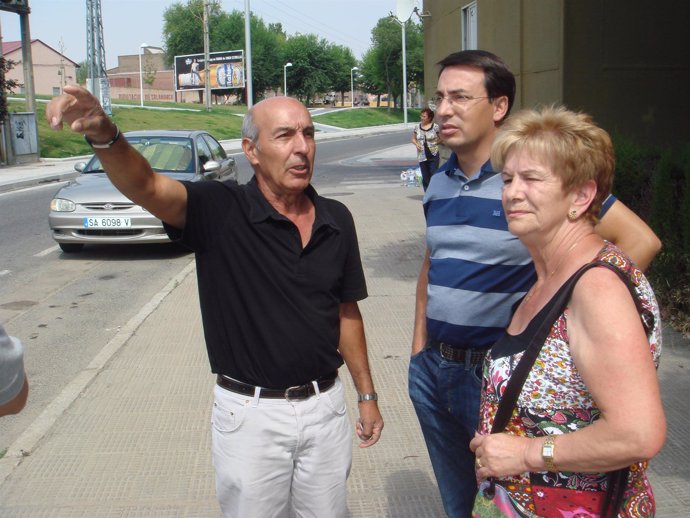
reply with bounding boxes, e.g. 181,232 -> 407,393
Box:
85,127 -> 121,149
542,436 -> 557,471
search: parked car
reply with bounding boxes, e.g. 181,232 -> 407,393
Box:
49,129 -> 238,253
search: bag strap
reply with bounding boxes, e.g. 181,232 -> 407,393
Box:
490,259 -> 652,434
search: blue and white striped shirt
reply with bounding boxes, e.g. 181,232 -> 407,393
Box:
423,154 -> 535,349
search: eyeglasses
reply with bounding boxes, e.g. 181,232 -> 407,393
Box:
428,93 -> 491,110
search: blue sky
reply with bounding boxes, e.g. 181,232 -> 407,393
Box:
1,0 -> 416,68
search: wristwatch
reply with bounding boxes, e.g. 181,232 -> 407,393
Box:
542,436 -> 557,472
357,392 -> 378,402
84,126 -> 121,149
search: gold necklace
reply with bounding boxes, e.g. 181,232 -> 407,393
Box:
523,236 -> 586,303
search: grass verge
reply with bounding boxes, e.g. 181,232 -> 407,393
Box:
313,107 -> 421,128
9,98 -> 419,159
10,99 -> 245,158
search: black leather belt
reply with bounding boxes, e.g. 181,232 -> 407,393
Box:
428,340 -> 487,365
216,372 -> 337,401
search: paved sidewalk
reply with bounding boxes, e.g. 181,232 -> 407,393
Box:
0,133 -> 688,516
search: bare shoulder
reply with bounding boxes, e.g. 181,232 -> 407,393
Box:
570,265 -> 631,307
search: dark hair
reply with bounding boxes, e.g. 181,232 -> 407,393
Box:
420,107 -> 434,119
437,50 -> 516,119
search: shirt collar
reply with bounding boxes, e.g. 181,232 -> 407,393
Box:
440,154 -> 498,182
245,176 -> 340,232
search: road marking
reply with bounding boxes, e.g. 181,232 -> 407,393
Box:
0,269 -> 10,277
34,245 -> 60,257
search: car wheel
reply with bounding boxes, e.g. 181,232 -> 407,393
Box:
59,243 -> 84,253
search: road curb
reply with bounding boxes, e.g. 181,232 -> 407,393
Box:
0,170 -> 81,194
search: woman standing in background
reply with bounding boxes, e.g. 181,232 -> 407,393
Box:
412,108 -> 441,191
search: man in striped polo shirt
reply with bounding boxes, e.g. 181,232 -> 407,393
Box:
408,50 -> 661,517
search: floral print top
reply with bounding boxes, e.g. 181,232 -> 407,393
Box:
413,123 -> 441,162
477,242 -> 662,518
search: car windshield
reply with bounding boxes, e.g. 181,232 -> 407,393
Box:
83,136 -> 195,174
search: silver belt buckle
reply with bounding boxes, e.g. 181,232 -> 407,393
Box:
284,384 -> 304,401
440,342 -> 455,361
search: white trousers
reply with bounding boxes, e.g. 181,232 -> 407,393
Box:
211,377 -> 352,518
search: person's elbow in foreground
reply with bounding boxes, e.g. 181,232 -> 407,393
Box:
0,324 -> 28,417
45,84 -> 188,230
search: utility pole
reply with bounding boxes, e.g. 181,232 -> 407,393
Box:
0,0 -> 38,164
244,0 -> 253,108
203,0 -> 211,111
85,0 -> 111,115
0,18 -> 12,166
18,4 -> 34,114
392,1 -> 414,127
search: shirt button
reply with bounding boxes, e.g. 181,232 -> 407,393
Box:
463,185 -> 470,191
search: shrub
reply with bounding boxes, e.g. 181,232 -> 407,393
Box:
613,136 -> 689,335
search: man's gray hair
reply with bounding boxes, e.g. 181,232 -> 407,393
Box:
242,107 -> 259,143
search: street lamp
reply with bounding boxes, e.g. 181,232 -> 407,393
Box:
391,7 -> 413,126
283,62 -> 293,96
139,43 -> 163,108
351,66 -> 359,108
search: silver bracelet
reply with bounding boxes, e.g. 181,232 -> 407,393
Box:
357,392 -> 378,402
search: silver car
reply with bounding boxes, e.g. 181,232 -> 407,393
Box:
49,130 -> 238,253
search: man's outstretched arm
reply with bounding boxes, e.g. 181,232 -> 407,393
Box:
46,85 -> 188,229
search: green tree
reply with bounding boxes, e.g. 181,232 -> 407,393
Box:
360,48 -> 386,106
0,57 -> 20,123
282,34 -> 331,104
142,56 -> 157,87
163,3 -> 287,102
323,44 -> 357,104
163,0 -> 224,62
247,16 -> 285,100
363,17 -> 424,109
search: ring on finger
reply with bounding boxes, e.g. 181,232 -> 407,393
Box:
476,458 -> 483,469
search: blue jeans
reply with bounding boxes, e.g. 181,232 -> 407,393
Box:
408,346 -> 482,518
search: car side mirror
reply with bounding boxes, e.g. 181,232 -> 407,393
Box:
74,162 -> 87,173
203,160 -> 221,173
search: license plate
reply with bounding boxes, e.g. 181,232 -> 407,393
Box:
83,217 -> 132,228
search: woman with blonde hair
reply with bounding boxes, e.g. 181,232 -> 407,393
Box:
470,106 -> 665,517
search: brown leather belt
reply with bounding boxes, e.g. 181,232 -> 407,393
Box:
428,340 -> 487,365
216,372 -> 337,401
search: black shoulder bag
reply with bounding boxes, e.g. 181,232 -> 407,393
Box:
486,260 -> 654,518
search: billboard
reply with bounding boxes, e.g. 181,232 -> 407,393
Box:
174,50 -> 245,91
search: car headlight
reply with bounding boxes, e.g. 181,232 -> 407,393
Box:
50,198 -> 76,212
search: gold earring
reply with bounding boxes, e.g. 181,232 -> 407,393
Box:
568,210 -> 577,221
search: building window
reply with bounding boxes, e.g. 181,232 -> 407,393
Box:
462,1 -> 478,50
53,87 -> 61,96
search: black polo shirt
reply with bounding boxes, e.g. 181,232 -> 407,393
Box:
164,177 -> 368,388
